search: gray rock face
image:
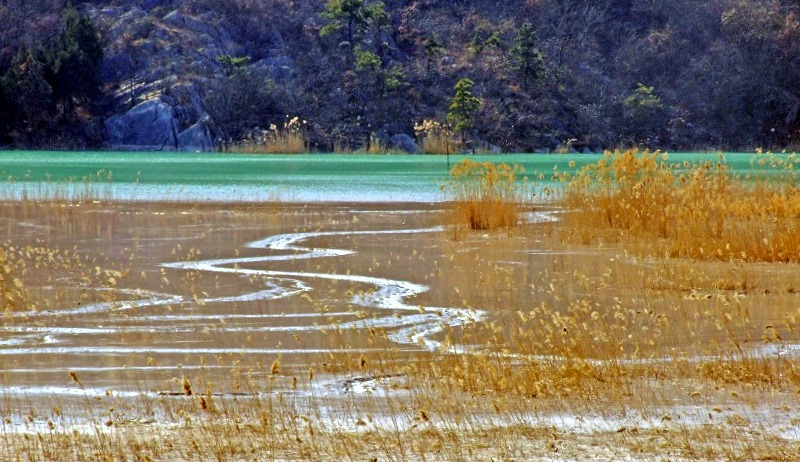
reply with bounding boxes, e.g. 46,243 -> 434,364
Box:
106,99 -> 214,151
159,94 -> 176,107
166,82 -> 205,126
105,99 -> 179,150
252,55 -> 294,83
99,5 -> 237,122
177,118 -> 214,152
162,9 -> 184,28
141,0 -> 169,10
390,134 -> 419,154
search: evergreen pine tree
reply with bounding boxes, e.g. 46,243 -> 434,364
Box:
48,5 -> 103,122
447,78 -> 481,144
320,0 -> 370,48
510,22 -> 544,90
6,48 -> 53,132
424,34 -> 445,73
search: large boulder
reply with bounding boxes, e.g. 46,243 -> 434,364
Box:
106,98 -> 214,151
390,134 -> 419,154
177,118 -> 214,152
105,99 -> 179,150
166,82 -> 205,126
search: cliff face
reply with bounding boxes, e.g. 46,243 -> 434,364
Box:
1,0 -> 799,151
93,3 -> 234,150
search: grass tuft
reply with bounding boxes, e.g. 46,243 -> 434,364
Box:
414,119 -> 459,154
446,159 -> 529,233
234,116 -> 308,154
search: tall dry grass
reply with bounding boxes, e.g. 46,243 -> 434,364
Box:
564,149 -> 800,262
234,116 -> 308,154
446,159 -> 530,233
1,169 -> 116,203
363,134 -> 389,154
414,119 -> 459,154
0,247 -> 26,316
420,132 -> 458,154
3,184 -> 800,460
359,134 -> 405,154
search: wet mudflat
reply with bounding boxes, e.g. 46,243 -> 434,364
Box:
1,202 -> 463,393
1,200 -> 799,460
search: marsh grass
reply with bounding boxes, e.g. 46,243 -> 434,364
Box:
2,180 -> 800,460
564,149 -> 800,262
0,169 -> 115,204
446,159 -> 531,235
234,117 -> 308,154
0,246 -> 28,315
414,119 -> 459,154
419,132 -> 459,155
363,134 -> 390,154
358,134 -> 405,155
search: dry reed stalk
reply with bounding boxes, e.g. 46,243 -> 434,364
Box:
234,117 -> 308,154
446,159 -> 528,233
419,133 -> 459,154
564,149 -> 800,262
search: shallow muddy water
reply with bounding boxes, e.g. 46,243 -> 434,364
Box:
2,201 -> 797,395
1,201 -> 529,415
2,198 -> 800,456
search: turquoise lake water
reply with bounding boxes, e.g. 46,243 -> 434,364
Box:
0,151 -> 770,202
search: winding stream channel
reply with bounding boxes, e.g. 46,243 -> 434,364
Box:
1,205 -> 506,405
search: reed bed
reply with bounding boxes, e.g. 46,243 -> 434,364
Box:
363,134 -> 390,154
0,169 -> 116,204
446,159 -> 530,234
414,119 -> 459,154
419,132 -> 458,155
357,134 -> 406,155
563,149 -> 800,262
234,117 -> 308,154
2,163 -> 800,460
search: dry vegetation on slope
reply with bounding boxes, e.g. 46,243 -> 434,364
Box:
3,1 -> 800,151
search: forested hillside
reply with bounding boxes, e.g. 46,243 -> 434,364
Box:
1,0 -> 798,152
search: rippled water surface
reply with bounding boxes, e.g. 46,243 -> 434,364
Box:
0,151 -> 763,202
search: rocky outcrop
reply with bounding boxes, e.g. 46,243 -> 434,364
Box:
390,134 -> 419,154
98,5 -> 237,123
105,99 -> 214,151
177,118 -> 214,152
251,56 -> 294,83
105,99 -> 179,150
162,9 -> 185,28
165,82 -> 206,127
